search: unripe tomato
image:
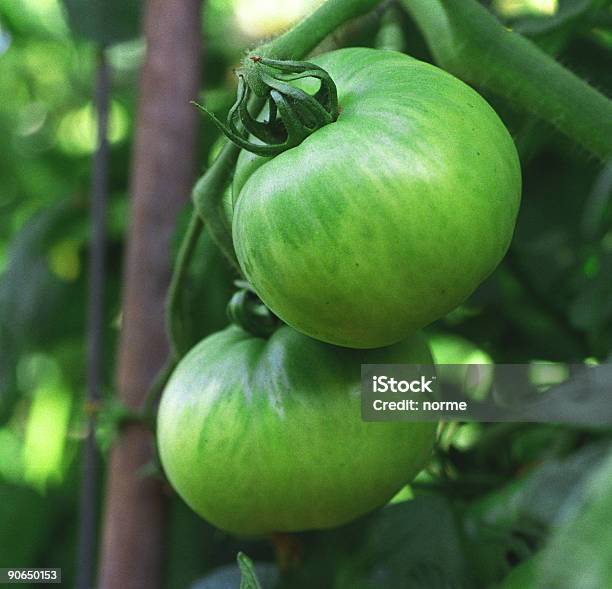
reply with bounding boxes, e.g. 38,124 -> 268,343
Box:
157,325 -> 436,535
232,47 -> 521,348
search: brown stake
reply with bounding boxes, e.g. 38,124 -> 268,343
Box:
97,0 -> 202,587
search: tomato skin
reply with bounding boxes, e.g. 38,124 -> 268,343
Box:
232,47 -> 521,349
157,325 -> 436,535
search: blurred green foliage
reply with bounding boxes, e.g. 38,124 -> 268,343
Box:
0,0 -> 610,587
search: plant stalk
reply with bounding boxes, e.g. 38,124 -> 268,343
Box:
400,0 -> 612,159
166,211 -> 204,358
256,0 -> 383,60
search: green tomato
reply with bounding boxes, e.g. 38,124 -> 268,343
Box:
232,47 -> 521,349
157,325 -> 436,535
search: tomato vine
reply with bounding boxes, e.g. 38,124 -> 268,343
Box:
400,0 -> 612,159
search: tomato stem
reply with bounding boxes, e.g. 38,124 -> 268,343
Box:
194,59 -> 339,157
227,287 -> 280,338
254,0 -> 382,61
165,212 -> 205,358
191,141 -> 242,269
165,144 -> 242,363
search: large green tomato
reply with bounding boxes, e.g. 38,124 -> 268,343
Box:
232,47 -> 521,349
157,325 -> 436,535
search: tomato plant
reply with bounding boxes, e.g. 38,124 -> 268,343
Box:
157,324 -> 436,535
231,47 -> 521,349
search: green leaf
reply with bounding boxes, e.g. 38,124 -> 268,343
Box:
581,160 -> 612,242
0,484 -> 50,567
0,200 -> 86,423
189,559 -> 278,589
348,497 -> 467,588
0,200 -> 86,349
467,442 -> 610,531
538,452 -> 612,588
238,553 -> 263,589
168,209 -> 235,358
491,364 -> 612,427
462,442 -> 611,586
60,0 -> 141,45
179,227 -> 235,349
569,253 -> 612,351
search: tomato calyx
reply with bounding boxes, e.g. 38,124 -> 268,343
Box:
227,281 -> 280,338
192,58 -> 339,157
